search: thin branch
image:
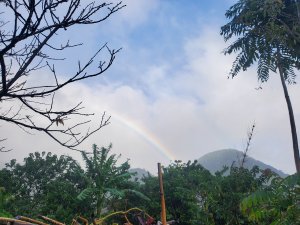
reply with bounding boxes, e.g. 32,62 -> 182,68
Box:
0,0 -> 124,151
240,122 -> 256,168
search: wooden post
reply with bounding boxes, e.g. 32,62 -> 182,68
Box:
158,163 -> 167,225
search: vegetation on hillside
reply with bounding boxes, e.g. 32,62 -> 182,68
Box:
0,148 -> 299,225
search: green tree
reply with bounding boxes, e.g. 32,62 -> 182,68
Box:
0,152 -> 87,222
221,0 -> 300,173
137,161 -> 215,225
241,173 -> 300,224
162,161 -> 214,225
206,166 -> 271,225
78,144 -> 142,217
136,161 -> 272,225
0,187 -> 13,217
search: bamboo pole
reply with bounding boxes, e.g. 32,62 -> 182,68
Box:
18,216 -> 48,225
0,217 -> 32,224
39,216 -> 64,225
158,163 -> 167,225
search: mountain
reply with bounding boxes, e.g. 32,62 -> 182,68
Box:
197,149 -> 288,177
129,168 -> 150,182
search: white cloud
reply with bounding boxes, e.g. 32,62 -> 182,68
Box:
104,0 -> 159,33
1,14 -> 299,176
168,25 -> 299,174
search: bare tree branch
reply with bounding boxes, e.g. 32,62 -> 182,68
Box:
0,138 -> 12,152
0,0 -> 125,151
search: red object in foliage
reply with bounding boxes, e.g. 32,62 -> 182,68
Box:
146,217 -> 155,225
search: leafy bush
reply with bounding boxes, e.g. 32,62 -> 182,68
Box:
241,174 -> 300,225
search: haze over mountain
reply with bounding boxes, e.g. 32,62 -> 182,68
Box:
130,149 -> 288,178
129,168 -> 150,181
197,149 -> 288,177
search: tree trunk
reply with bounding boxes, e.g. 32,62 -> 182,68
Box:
96,193 -> 104,218
278,63 -> 300,173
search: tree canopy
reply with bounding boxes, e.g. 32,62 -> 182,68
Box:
221,0 -> 300,82
0,149 -> 299,224
221,0 -> 300,173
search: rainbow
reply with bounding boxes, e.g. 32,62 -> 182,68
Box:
111,113 -> 176,161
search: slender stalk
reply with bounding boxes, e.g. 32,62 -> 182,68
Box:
158,163 -> 167,225
277,57 -> 300,173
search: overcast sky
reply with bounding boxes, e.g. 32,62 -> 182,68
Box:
1,0 -> 299,174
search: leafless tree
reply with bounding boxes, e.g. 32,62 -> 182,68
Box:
239,122 -> 256,168
0,0 -> 125,152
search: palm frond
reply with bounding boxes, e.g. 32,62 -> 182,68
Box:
257,57 -> 270,82
104,188 -> 125,198
77,187 -> 96,201
123,189 -> 151,201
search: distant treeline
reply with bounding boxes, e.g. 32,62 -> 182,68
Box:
0,145 -> 299,225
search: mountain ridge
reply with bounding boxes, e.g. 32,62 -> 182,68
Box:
130,149 -> 288,179
197,149 -> 288,177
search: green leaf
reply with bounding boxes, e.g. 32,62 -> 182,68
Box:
77,188 -> 95,201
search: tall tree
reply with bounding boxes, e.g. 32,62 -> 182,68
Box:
0,152 -> 87,222
0,0 -> 125,151
78,144 -> 135,217
221,0 -> 300,173
138,161 -> 215,225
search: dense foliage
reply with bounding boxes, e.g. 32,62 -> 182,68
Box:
78,144 -> 148,217
0,152 -> 89,222
132,162 -> 277,225
0,149 -> 299,224
221,0 -> 300,81
241,173 -> 300,224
